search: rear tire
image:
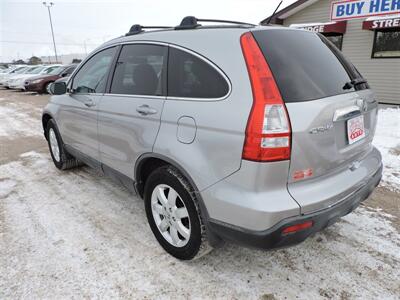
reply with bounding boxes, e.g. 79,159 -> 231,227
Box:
46,119 -> 82,170
144,166 -> 212,260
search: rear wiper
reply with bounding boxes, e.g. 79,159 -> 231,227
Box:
343,78 -> 368,90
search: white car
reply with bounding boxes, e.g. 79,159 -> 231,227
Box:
3,66 -> 41,88
0,66 -> 28,85
9,65 -> 61,90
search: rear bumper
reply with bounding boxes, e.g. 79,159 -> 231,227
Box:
208,163 -> 382,250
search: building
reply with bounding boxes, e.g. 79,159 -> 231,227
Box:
40,53 -> 87,65
262,0 -> 400,105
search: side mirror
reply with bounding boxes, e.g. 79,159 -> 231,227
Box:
52,81 -> 67,95
61,72 -> 68,77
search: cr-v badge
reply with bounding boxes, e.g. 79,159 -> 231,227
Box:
309,124 -> 334,134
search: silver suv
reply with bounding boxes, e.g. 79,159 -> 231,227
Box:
43,17 -> 382,260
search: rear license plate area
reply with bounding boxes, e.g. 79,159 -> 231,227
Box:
347,115 -> 365,145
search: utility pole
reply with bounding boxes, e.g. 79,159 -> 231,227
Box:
83,40 -> 88,56
42,2 -> 58,63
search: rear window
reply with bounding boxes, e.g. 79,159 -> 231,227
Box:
253,29 -> 358,102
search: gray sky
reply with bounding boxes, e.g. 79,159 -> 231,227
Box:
0,0 -> 297,62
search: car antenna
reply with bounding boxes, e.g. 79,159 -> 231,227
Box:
264,0 -> 283,25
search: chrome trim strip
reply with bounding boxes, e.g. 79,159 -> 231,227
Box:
102,93 -> 166,99
333,105 -> 361,122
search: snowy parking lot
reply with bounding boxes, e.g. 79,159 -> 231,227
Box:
0,89 -> 399,299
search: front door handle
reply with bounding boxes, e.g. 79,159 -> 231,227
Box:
136,105 -> 157,115
83,99 -> 95,107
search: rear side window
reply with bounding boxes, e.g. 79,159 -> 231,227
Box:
253,30 -> 357,102
168,48 -> 229,99
110,44 -> 167,96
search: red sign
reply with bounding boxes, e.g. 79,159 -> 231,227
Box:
363,16 -> 400,29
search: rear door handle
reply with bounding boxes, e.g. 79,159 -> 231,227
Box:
136,105 -> 157,115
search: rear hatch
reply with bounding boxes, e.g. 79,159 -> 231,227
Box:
252,28 -> 379,213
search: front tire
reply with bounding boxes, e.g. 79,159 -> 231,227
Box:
44,82 -> 53,94
144,166 -> 211,260
46,119 -> 82,170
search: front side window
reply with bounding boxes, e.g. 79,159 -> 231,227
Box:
372,29 -> 400,58
323,33 -> 343,50
72,47 -> 116,94
168,48 -> 229,99
110,44 -> 167,96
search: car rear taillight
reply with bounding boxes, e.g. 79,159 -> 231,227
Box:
240,32 -> 291,162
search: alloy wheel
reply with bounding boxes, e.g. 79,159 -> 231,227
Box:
151,184 -> 191,247
49,128 -> 60,162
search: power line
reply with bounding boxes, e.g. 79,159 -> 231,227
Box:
0,40 -> 99,46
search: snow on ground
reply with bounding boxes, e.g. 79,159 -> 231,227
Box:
1,151 -> 399,299
0,104 -> 42,138
373,107 -> 400,191
0,90 -> 399,299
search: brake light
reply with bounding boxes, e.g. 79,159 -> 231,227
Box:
240,32 -> 291,162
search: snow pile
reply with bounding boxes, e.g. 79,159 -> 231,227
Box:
0,178 -> 16,198
373,107 -> 400,191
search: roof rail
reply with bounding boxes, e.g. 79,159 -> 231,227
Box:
125,24 -> 173,36
175,16 -> 256,30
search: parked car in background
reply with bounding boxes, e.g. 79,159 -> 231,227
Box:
25,64 -> 77,94
3,66 -> 44,89
9,65 -> 61,90
0,66 -> 28,85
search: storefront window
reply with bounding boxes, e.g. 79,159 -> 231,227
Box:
323,33 -> 343,50
372,29 -> 400,58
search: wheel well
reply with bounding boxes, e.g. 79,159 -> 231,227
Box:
136,157 -> 169,197
44,81 -> 54,88
42,114 -> 52,139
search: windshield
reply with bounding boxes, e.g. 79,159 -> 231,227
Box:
48,66 -> 64,75
253,29 -> 365,102
42,66 -> 60,74
24,67 -> 39,74
29,66 -> 46,74
15,67 -> 28,74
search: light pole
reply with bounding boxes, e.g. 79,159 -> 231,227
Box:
42,2 -> 58,63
